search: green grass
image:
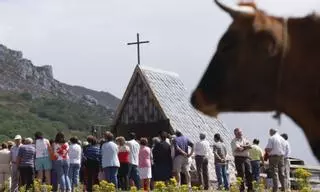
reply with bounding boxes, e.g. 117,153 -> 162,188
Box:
0,92 -> 113,141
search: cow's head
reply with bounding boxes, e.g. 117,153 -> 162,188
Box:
191,0 -> 288,116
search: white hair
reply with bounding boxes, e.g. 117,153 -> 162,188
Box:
25,137 -> 33,144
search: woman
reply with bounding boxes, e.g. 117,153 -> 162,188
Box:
54,132 -> 71,192
138,138 -> 152,191
0,143 -> 11,190
152,132 -> 172,183
80,141 -> 89,188
101,132 -> 119,187
68,137 -> 82,191
49,139 -> 58,192
116,136 -> 130,190
34,131 -> 51,185
83,136 -> 101,192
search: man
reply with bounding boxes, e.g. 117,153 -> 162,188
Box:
101,131 -> 120,187
34,131 -> 51,185
213,133 -> 229,190
17,137 -> 36,190
126,132 -> 140,188
194,133 -> 211,190
249,139 -> 264,182
10,135 -> 22,192
281,133 -> 291,191
265,129 -> 287,192
172,130 -> 194,187
231,128 -> 253,192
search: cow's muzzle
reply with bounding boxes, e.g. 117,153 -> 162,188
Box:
191,88 -> 219,117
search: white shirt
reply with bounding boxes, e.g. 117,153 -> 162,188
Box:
127,139 -> 140,166
10,144 -> 21,163
35,138 -> 50,158
231,137 -> 250,157
194,139 -> 211,157
266,133 -> 287,156
101,141 -> 120,168
284,140 -> 291,158
69,143 -> 82,164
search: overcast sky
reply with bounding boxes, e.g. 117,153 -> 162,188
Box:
0,0 -> 319,165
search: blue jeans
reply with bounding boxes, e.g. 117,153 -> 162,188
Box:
69,164 -> 80,189
215,163 -> 229,190
56,160 -> 71,191
128,164 -> 140,189
51,161 -> 58,192
251,160 -> 261,182
103,167 -> 119,187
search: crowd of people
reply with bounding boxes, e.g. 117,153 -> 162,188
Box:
230,128 -> 291,192
0,127 -> 291,192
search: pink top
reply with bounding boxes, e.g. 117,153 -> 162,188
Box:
139,146 -> 151,168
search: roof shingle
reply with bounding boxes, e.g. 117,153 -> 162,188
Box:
139,65 -> 234,152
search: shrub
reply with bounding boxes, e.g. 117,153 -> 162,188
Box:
294,168 -> 312,192
19,92 -> 32,101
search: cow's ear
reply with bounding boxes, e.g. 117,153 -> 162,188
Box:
254,31 -> 279,57
253,13 -> 283,57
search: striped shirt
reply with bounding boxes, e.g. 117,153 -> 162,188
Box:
18,144 -> 35,167
84,145 -> 101,162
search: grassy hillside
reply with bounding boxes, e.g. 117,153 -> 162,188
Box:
0,92 -> 114,142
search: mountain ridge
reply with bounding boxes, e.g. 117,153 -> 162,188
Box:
0,44 -> 120,110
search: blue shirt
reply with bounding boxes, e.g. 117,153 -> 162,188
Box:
18,144 -> 35,167
174,135 -> 193,156
84,145 -> 101,162
101,141 -> 120,168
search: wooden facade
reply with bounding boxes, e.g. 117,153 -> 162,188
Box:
113,71 -> 170,139
120,73 -> 165,124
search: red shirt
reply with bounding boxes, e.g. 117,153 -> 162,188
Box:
118,145 -> 130,163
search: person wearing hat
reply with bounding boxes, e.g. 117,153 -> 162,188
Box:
10,135 -> 22,192
17,137 -> 36,190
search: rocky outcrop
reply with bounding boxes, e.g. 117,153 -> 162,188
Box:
65,85 -> 119,109
82,95 -> 99,106
0,44 -> 120,110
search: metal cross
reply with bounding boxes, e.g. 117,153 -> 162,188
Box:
127,33 -> 150,65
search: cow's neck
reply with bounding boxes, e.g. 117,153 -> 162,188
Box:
279,16 -> 320,107
285,102 -> 320,160
284,16 -> 320,87
281,15 -> 320,160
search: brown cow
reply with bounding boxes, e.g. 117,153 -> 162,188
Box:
191,0 -> 320,161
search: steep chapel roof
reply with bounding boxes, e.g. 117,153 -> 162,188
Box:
114,65 -> 233,148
